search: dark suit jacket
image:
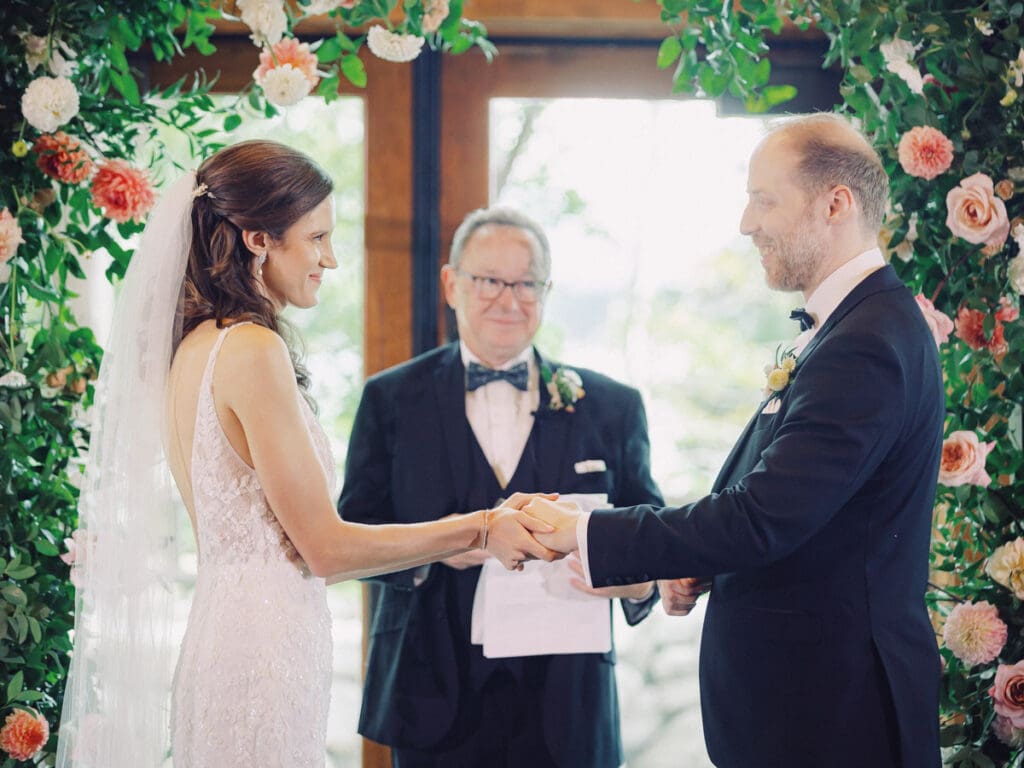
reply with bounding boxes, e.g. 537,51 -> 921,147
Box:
585,266 -> 943,768
338,343 -> 664,767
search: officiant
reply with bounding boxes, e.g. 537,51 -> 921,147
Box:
337,206 -> 664,768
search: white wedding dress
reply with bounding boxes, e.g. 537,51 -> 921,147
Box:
171,324 -> 334,767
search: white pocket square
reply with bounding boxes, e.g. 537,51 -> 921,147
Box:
762,398 -> 781,414
574,459 -> 607,474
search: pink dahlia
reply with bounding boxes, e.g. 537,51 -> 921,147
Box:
897,126 -> 954,180
33,131 -> 94,184
0,708 -> 49,762
942,600 -> 1006,667
90,159 -> 155,223
0,208 -> 24,263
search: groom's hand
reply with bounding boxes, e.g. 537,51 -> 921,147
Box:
659,577 -> 711,616
523,497 -> 582,554
485,506 -> 561,571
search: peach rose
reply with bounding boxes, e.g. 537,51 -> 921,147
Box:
987,538 -> 1024,599
254,37 -> 319,88
897,126 -> 954,180
995,179 -> 1015,200
0,707 -> 49,762
90,159 -> 155,223
33,131 -> 94,184
991,660 -> 1024,727
915,294 -> 954,346
939,430 -> 994,487
0,208 -> 24,263
946,173 -> 1011,248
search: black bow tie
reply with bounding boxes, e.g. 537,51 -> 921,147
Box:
790,307 -> 816,332
466,361 -> 529,392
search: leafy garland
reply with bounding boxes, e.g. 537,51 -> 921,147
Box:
655,1 -> 1024,765
0,0 -> 489,762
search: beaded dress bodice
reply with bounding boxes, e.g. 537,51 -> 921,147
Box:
171,324 -> 334,767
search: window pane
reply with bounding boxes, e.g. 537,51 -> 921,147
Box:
490,98 -> 798,767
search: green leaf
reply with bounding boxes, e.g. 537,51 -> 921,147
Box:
1,586 -> 28,607
657,36 -> 683,69
317,37 -> 345,62
341,55 -> 368,89
223,113 -> 243,132
6,671 -> 23,703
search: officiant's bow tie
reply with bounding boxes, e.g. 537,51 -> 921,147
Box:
466,361 -> 529,392
790,307 -> 816,332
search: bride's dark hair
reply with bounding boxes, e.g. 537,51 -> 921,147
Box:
184,140 -> 333,394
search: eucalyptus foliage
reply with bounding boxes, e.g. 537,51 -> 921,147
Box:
655,1 -> 1024,765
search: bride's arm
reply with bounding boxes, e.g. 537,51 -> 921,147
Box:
221,327 -> 555,580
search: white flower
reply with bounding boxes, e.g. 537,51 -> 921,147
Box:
974,18 -> 995,36
880,37 -> 924,95
21,75 -> 79,132
1008,48 -> 1024,89
301,0 -> 343,15
259,64 -> 314,106
1010,224 -> 1024,293
422,0 -> 451,34
895,212 -> 918,262
21,33 -> 77,77
237,0 -> 288,47
0,371 -> 29,389
366,26 -> 425,63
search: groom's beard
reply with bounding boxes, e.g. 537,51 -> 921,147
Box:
760,221 -> 828,294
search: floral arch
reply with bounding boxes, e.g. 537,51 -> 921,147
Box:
1,0 -> 1023,765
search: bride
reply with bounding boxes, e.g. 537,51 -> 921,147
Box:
55,140 -> 557,767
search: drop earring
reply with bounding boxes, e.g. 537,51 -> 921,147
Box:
256,251 -> 267,277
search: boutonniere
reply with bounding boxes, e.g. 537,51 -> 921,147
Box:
541,364 -> 585,412
763,345 -> 797,401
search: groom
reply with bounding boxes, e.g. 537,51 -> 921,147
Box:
338,207 -> 664,767
526,114 -> 944,768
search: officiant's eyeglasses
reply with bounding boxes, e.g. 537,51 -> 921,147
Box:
456,270 -> 551,304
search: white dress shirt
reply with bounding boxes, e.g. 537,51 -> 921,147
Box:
576,247 -> 887,587
461,341 -> 540,490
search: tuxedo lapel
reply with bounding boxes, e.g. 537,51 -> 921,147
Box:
531,350 -> 574,492
434,346 -> 472,509
798,265 -> 901,363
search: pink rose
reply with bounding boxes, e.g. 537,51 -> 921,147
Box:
946,172 -> 1011,248
897,126 -> 954,180
0,208 -> 24,263
991,660 -> 1024,727
939,430 -> 994,487
914,294 -> 954,346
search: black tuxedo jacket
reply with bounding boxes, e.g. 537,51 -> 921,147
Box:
338,343 -> 664,767
586,266 -> 943,768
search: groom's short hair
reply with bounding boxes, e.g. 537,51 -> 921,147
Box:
449,206 -> 552,280
771,113 -> 889,234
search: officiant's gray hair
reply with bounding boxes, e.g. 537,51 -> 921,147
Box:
449,206 -> 552,279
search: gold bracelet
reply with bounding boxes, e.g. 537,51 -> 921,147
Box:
480,509 -> 490,551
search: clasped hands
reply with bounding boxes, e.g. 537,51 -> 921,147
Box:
451,493 -> 711,611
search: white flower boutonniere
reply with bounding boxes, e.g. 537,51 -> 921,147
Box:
542,364 -> 585,412
763,345 -> 797,401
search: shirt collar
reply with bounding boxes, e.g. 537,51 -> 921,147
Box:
804,248 -> 886,329
459,341 -> 535,372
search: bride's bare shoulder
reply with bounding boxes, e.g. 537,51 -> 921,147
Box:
217,323 -> 294,389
